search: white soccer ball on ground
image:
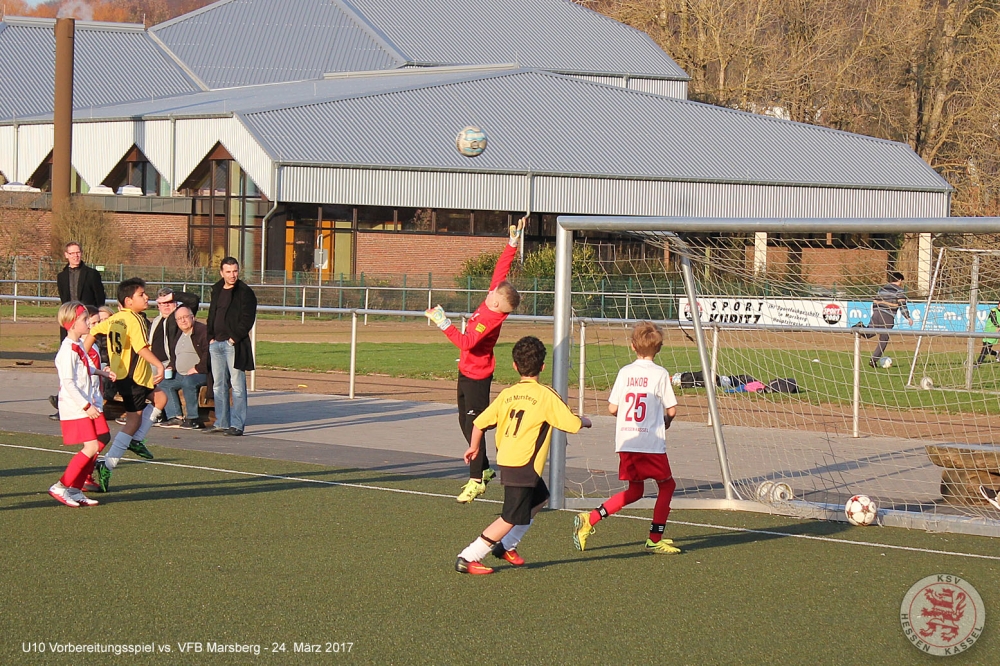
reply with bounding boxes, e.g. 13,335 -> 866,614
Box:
845,494 -> 878,526
455,126 -> 487,157
879,357 -> 893,369
920,376 -> 934,390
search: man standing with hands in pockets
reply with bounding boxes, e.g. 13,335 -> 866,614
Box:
207,257 -> 257,436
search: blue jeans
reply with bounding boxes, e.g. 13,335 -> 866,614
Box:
210,340 -> 247,430
160,373 -> 206,420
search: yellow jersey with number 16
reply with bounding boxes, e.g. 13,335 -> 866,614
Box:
474,378 -> 583,486
90,310 -> 153,388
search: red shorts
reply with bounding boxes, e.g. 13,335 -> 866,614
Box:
618,451 -> 672,482
60,414 -> 109,446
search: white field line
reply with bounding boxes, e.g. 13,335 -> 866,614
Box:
7,442 -> 1000,562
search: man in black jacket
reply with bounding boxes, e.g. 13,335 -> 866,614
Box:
206,257 -> 257,436
50,241 -> 108,417
56,241 -> 106,340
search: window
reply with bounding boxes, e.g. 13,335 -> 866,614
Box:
473,211 -> 509,235
102,146 -> 164,196
182,144 -> 265,268
434,209 -> 472,234
357,207 -> 397,231
398,208 -> 433,232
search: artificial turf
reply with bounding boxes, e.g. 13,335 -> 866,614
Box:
1,431 -> 997,664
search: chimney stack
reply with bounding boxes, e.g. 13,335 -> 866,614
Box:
52,18 -> 75,215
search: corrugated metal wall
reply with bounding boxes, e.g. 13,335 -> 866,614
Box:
0,126 -> 14,181
16,124 -> 53,182
280,166 -> 948,219
569,75 -> 688,100
173,117 -> 273,197
72,122 -> 139,189
281,166 -> 528,209
533,175 -> 949,218
141,120 -> 174,189
627,78 -> 687,99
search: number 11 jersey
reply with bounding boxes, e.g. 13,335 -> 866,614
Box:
609,359 -> 677,453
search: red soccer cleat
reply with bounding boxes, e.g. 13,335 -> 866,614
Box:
455,557 -> 494,575
500,549 -> 525,566
491,543 -> 526,567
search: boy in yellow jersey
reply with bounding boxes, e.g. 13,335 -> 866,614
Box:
84,278 -> 167,491
455,336 -> 592,574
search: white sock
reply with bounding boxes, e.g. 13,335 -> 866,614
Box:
133,405 -> 162,442
501,520 -> 532,551
104,431 -> 132,470
458,537 -> 494,563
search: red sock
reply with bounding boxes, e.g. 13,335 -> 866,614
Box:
590,481 -> 644,525
60,452 -> 92,488
648,478 -> 676,543
72,454 -> 100,489
68,443 -> 104,489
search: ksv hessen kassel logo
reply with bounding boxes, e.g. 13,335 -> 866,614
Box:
822,303 -> 843,325
900,574 -> 985,656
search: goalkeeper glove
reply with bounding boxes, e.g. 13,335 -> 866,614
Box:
508,216 -> 526,247
425,305 -> 452,330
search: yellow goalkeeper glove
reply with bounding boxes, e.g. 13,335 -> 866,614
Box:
425,305 -> 452,330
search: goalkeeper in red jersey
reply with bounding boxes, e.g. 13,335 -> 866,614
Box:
426,217 -> 525,503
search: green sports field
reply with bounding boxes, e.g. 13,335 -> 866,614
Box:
1,431 -> 996,664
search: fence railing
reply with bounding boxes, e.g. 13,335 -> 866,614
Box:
0,276 -> 681,322
1,292 -> 994,436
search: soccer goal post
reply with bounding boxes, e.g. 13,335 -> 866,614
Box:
550,216 -> 1000,537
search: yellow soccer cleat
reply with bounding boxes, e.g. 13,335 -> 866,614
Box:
644,538 -> 681,554
457,478 -> 487,504
573,512 -> 594,551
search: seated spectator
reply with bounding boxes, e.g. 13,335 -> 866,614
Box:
157,306 -> 208,429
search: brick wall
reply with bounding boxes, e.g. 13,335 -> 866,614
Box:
0,208 -> 188,265
356,232 -> 507,277
746,245 -> 887,288
113,212 -> 188,265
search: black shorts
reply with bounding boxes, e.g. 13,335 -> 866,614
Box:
116,378 -> 153,413
501,479 -> 550,526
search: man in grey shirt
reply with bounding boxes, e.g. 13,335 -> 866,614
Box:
869,271 -> 913,367
158,306 -> 209,429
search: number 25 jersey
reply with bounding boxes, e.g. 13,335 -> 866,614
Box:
609,359 -> 677,454
474,378 -> 583,486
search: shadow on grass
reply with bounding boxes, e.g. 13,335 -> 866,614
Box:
0,460 -> 465,510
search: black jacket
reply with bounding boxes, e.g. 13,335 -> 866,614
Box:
207,279 -> 257,371
168,320 -> 210,375
57,261 -> 106,307
150,313 -> 181,364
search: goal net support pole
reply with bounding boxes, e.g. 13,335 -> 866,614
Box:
549,215 -> 1000,512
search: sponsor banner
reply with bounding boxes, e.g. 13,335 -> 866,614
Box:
678,297 -> 848,327
848,302 -> 995,333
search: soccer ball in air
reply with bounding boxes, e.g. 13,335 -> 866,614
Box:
845,495 -> 878,526
455,126 -> 487,157
878,357 -> 893,369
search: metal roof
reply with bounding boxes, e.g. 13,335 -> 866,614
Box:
345,0 -> 689,78
148,0 -> 687,89
0,66 -> 949,194
18,64 -> 522,121
0,17 -> 201,120
149,0 -> 406,89
235,69 -> 949,192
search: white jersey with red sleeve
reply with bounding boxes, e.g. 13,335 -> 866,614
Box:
608,359 -> 677,453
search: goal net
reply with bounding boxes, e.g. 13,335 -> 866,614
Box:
557,225 -> 1000,536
